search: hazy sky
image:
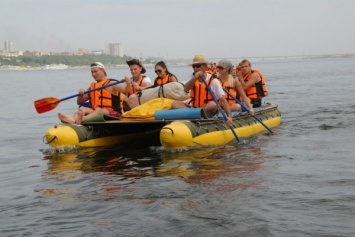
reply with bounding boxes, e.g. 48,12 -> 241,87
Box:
1,0 -> 354,59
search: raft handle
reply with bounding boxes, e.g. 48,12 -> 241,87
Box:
43,135 -> 57,144
161,127 -> 174,134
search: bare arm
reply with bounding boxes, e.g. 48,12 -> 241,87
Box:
120,76 -> 132,94
77,89 -> 89,105
218,96 -> 233,126
184,71 -> 207,92
233,79 -> 254,114
132,77 -> 152,91
169,75 -> 178,83
184,76 -> 197,92
239,72 -> 260,90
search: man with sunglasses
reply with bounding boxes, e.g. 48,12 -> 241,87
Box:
172,54 -> 233,126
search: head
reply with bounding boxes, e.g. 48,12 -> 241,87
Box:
155,61 -> 168,77
217,60 -> 233,75
240,59 -> 251,73
90,62 -> 107,81
189,54 -> 208,73
126,59 -> 146,78
210,62 -> 216,69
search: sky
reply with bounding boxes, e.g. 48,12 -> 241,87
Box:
1,0 -> 354,59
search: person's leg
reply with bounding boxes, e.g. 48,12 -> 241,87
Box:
171,100 -> 189,109
230,103 -> 241,112
73,107 -> 93,122
58,112 -> 75,124
203,101 -> 218,114
77,108 -> 109,124
127,94 -> 139,109
122,94 -> 131,111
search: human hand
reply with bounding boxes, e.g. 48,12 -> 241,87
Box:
123,76 -> 131,85
78,89 -> 85,95
225,116 -> 233,127
132,82 -> 140,91
195,71 -> 207,81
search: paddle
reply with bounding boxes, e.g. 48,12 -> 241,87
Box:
223,88 -> 275,134
200,76 -> 241,142
34,80 -> 124,114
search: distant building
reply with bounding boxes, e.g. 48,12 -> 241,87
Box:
91,50 -> 104,55
106,43 -> 123,57
4,40 -> 13,52
23,51 -> 42,56
77,48 -> 90,55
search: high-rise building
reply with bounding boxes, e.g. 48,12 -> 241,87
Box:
106,43 -> 123,57
4,40 -> 13,52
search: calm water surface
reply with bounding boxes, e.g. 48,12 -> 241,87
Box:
1,58 -> 355,237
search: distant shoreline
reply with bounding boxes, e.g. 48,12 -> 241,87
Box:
1,54 -> 354,71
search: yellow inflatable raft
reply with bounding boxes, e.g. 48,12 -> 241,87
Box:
160,104 -> 281,149
44,98 -> 281,150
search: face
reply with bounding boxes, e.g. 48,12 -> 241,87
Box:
192,63 -> 206,73
240,62 -> 250,73
216,64 -> 227,74
129,64 -> 142,78
91,67 -> 105,81
155,65 -> 166,77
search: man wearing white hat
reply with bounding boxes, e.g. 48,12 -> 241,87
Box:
172,54 -> 233,126
58,62 -> 132,124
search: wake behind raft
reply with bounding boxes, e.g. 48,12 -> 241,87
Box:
44,98 -> 281,150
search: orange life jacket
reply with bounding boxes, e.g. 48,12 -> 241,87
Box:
219,76 -> 238,106
206,68 -> 217,76
232,68 -> 241,77
243,69 -> 268,99
153,73 -> 177,86
127,76 -> 145,96
190,74 -> 218,107
89,79 -> 124,114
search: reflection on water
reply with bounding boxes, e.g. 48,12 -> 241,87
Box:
41,137 -> 268,198
43,138 -> 266,179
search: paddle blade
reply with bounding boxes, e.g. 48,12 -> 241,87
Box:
34,97 -> 61,114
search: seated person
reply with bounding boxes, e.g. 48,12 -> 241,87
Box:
153,61 -> 178,86
172,54 -> 232,126
237,59 -> 268,107
216,59 -> 254,115
58,62 -> 131,124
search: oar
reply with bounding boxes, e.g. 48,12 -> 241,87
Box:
34,80 -> 124,114
200,76 -> 240,142
223,88 -> 275,134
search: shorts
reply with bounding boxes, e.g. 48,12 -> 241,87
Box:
106,108 -> 121,117
250,98 -> 262,108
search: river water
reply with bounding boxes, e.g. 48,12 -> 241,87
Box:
1,58 -> 354,237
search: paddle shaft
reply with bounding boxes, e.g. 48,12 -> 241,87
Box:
34,79 -> 125,114
201,77 -> 240,142
59,79 -> 124,103
223,88 -> 275,134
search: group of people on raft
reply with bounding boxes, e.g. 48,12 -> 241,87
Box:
58,54 -> 268,126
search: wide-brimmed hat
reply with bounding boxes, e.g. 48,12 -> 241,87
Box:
189,54 -> 208,66
90,62 -> 107,76
126,59 -> 146,74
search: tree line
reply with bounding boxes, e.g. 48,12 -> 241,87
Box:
0,54 -> 134,67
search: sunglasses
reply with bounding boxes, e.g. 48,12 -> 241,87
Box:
216,66 -> 225,70
155,69 -> 162,74
192,64 -> 203,68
